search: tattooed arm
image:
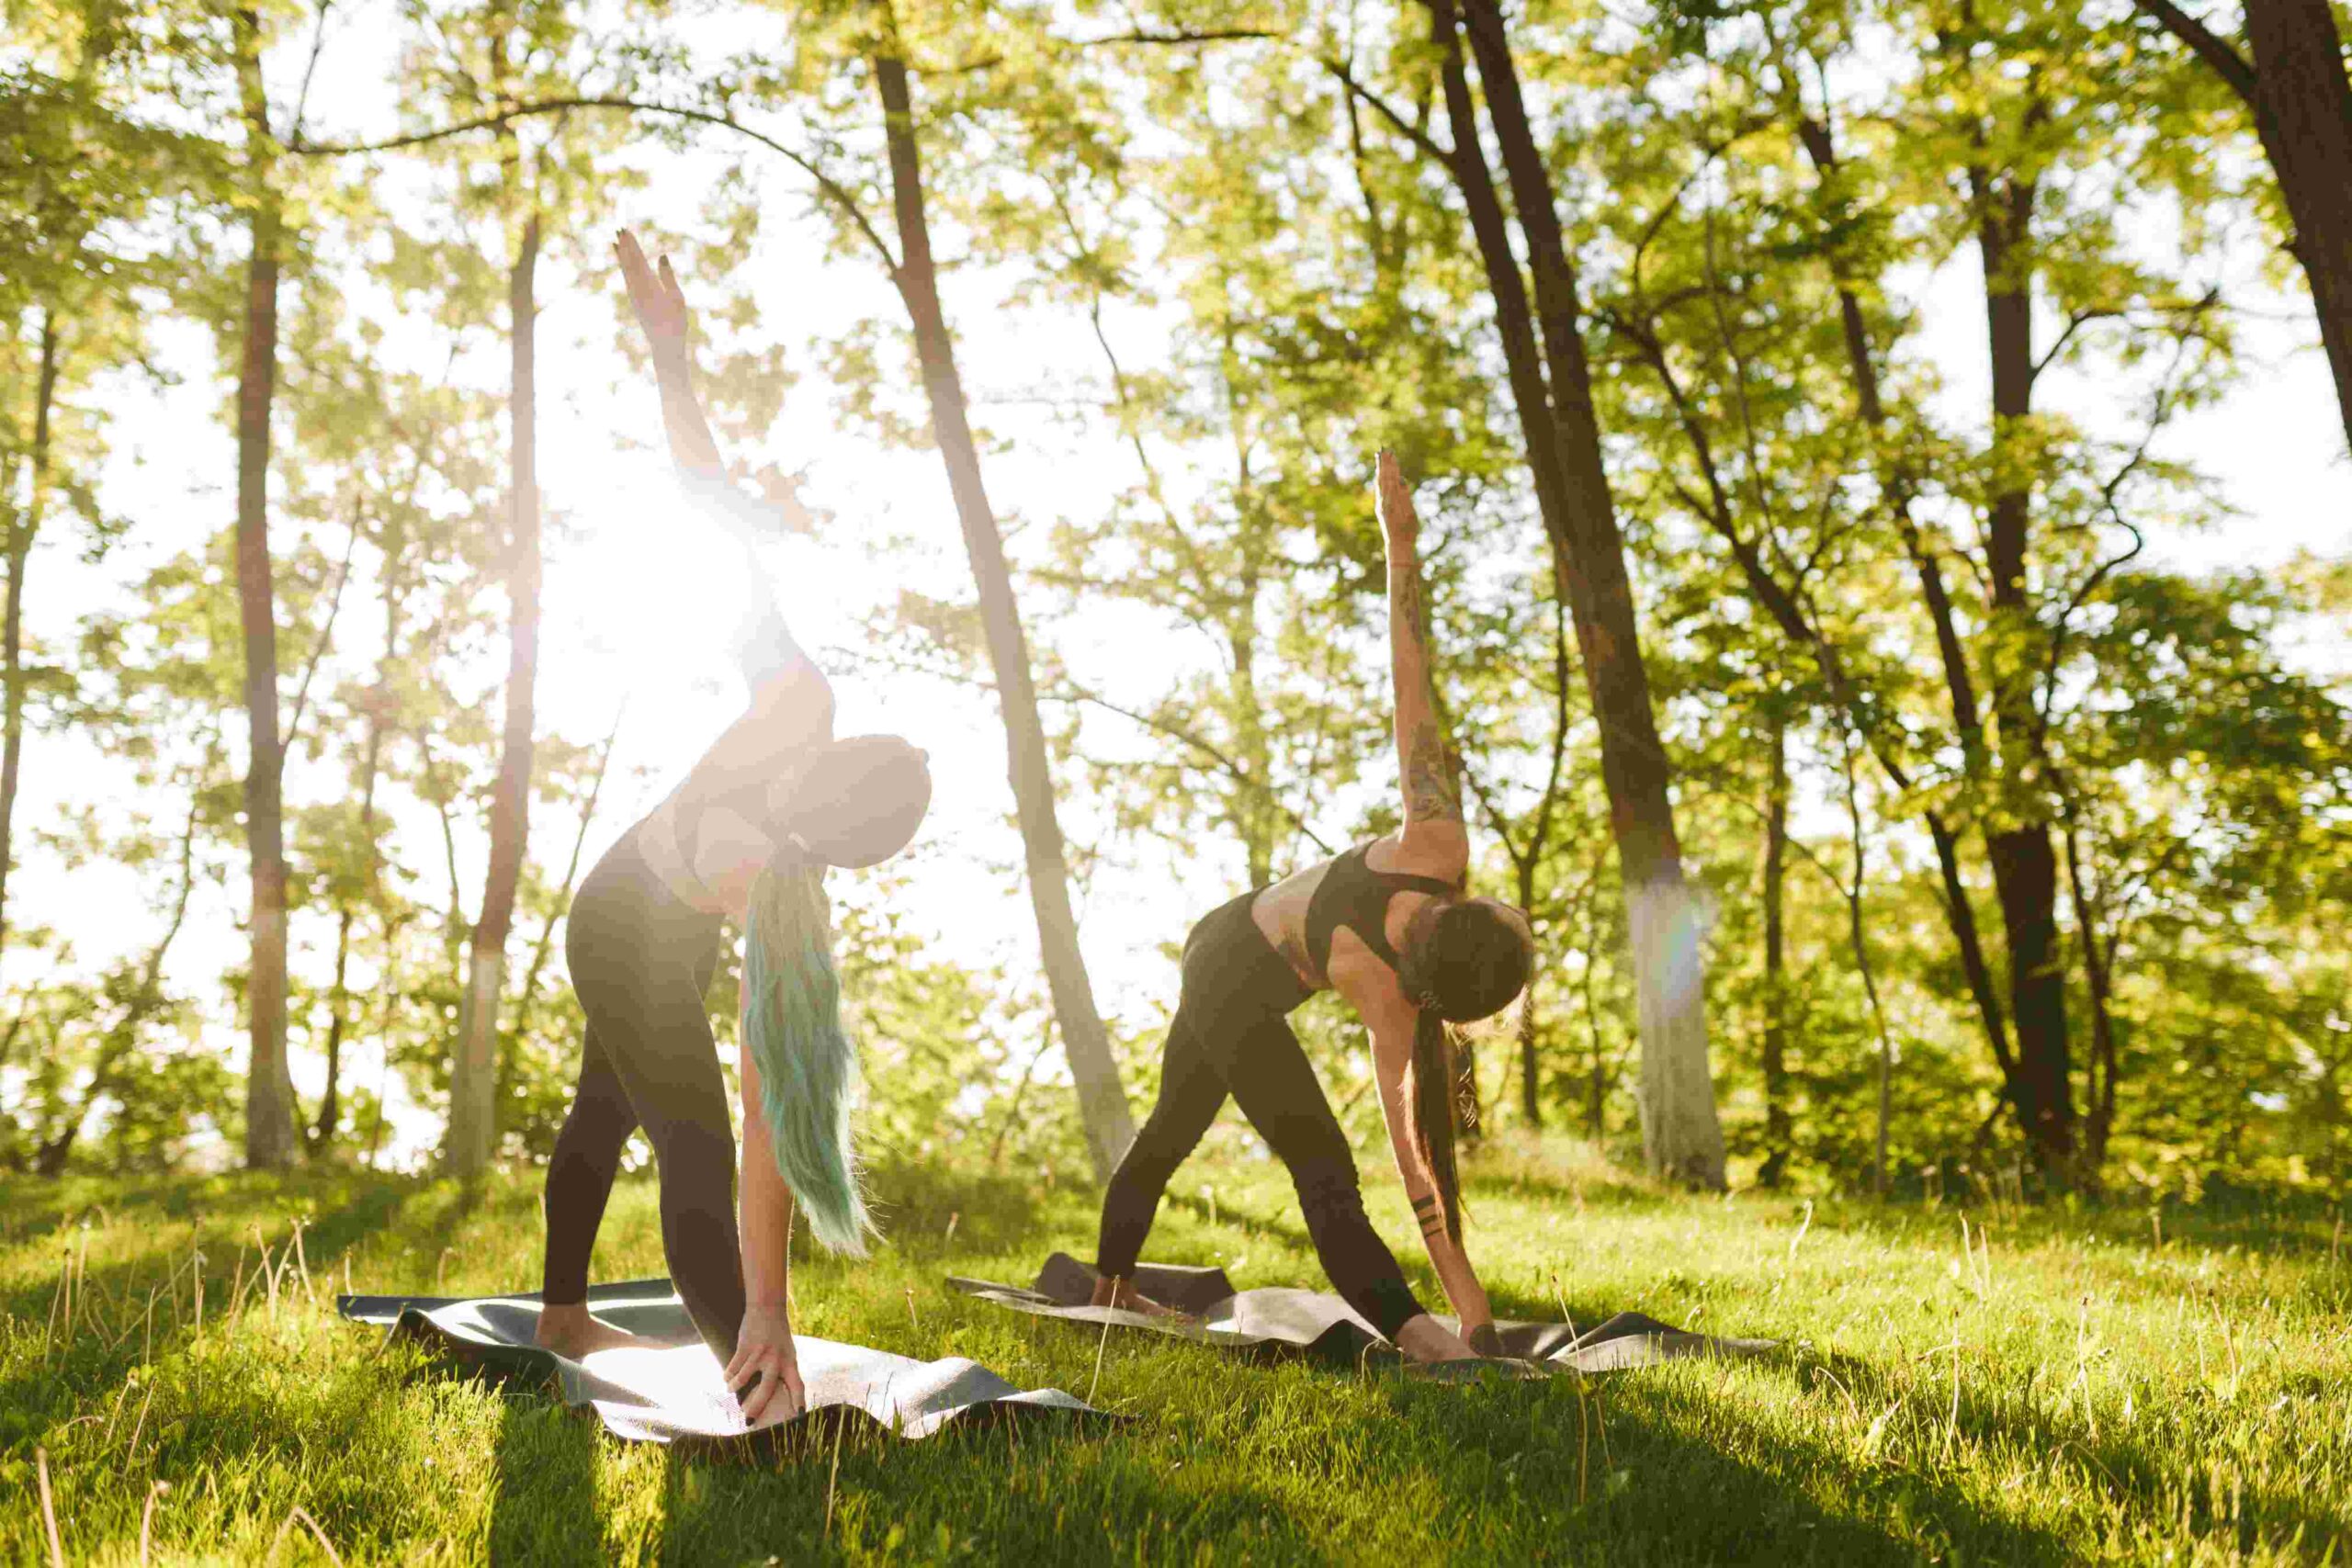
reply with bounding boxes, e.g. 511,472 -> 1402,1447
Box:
1374,451 -> 1468,872
1370,1003 -> 1492,1335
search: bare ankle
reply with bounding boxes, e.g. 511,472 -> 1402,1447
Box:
535,1302 -> 590,1346
1394,1314 -> 1477,1363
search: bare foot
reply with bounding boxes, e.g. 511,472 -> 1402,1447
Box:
535,1303 -> 654,1359
1394,1314 -> 1479,1363
1089,1274 -> 1193,1320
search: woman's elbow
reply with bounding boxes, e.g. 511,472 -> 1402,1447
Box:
750,660 -> 836,735
1397,819 -> 1470,873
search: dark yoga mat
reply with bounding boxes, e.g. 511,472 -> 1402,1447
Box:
948,1254 -> 1776,1372
338,1278 -> 1112,1447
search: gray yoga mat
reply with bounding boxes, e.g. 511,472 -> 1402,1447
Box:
949,1253 -> 1776,1372
337,1278 -> 1111,1449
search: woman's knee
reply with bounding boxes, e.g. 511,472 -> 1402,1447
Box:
648,1111 -> 734,1177
1291,1159 -> 1370,1234
1105,1144 -> 1180,1207
549,1108 -> 630,1183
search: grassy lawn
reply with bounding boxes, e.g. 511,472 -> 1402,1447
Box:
2,1139 -> 2346,1564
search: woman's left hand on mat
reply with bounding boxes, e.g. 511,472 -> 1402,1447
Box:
726,1303 -> 807,1424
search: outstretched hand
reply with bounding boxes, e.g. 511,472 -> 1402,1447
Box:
1374,449 -> 1419,547
616,228 -> 691,363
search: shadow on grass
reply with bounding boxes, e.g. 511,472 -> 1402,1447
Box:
644,1412 -> 1329,1564
1739,1337 -> 2347,1559
1362,1361 -> 2075,1566
0,1175 -> 422,1458
487,1391 -> 607,1567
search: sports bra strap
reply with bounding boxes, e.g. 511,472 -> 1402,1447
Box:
1375,868 -> 1464,899
1304,842 -> 1461,981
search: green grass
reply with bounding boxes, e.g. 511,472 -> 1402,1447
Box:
2,1139 -> 2347,1564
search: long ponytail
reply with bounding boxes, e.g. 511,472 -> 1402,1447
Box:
741,852 -> 870,1255
1405,1009 -> 1464,1244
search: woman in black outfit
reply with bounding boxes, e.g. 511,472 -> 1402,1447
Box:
534,231 -> 932,1425
1092,452 -> 1534,1364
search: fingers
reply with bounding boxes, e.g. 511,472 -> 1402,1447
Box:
734,1360 -> 808,1426
658,252 -> 684,310
615,229 -> 649,290
723,1338 -> 751,1388
739,1363 -> 775,1423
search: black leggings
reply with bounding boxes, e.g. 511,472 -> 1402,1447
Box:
542,833 -> 743,1362
1095,894 -> 1427,1338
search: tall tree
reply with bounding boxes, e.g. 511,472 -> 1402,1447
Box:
2132,0 -> 2352,457
0,27 -> 198,955
0,316 -> 60,959
447,197 -> 540,1178
1416,0 -> 1727,1185
1758,711 -> 1791,1188
232,3 -> 298,1168
868,11 -> 1135,1178
359,0 -> 626,1175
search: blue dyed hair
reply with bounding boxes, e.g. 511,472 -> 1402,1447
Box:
741,849 -> 871,1255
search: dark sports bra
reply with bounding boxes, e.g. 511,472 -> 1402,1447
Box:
1304,841 -> 1462,980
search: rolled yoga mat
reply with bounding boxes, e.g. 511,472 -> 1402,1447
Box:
337,1279 -> 1113,1448
948,1254 -> 1777,1372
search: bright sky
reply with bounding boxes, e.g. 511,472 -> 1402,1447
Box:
13,4 -> 2347,1165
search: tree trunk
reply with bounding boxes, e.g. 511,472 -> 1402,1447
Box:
234,9 -> 297,1170
1787,109 -> 2029,1122
870,31 -> 1134,1181
1977,179 -> 2075,1181
311,702 -> 386,1155
448,209 -> 541,1179
1444,0 -> 1724,1188
36,776 -> 203,1176
1758,715 -> 1791,1188
2064,820 -> 2120,1173
2144,0 -> 2352,453
507,710 -> 621,1064
1517,857 -> 1543,1130
2245,0 -> 2352,457
0,314 -> 59,960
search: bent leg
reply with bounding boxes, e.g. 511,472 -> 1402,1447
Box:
1095,1004 -> 1226,1280
1227,1021 -> 1426,1340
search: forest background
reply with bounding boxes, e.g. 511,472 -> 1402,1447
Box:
4,0 -> 2349,1207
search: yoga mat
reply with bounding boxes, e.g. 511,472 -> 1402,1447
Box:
949,1254 -> 1777,1372
338,1278 -> 1112,1448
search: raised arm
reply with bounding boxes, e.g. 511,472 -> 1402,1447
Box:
1375,452 -> 1468,871
616,225 -> 822,720
616,229 -> 725,478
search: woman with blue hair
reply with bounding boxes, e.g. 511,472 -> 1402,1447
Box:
533,231 -> 932,1424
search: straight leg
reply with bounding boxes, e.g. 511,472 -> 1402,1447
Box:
541,1021 -> 638,1304
1225,1020 -> 1426,1339
562,861 -> 745,1362
1095,999 -> 1227,1280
